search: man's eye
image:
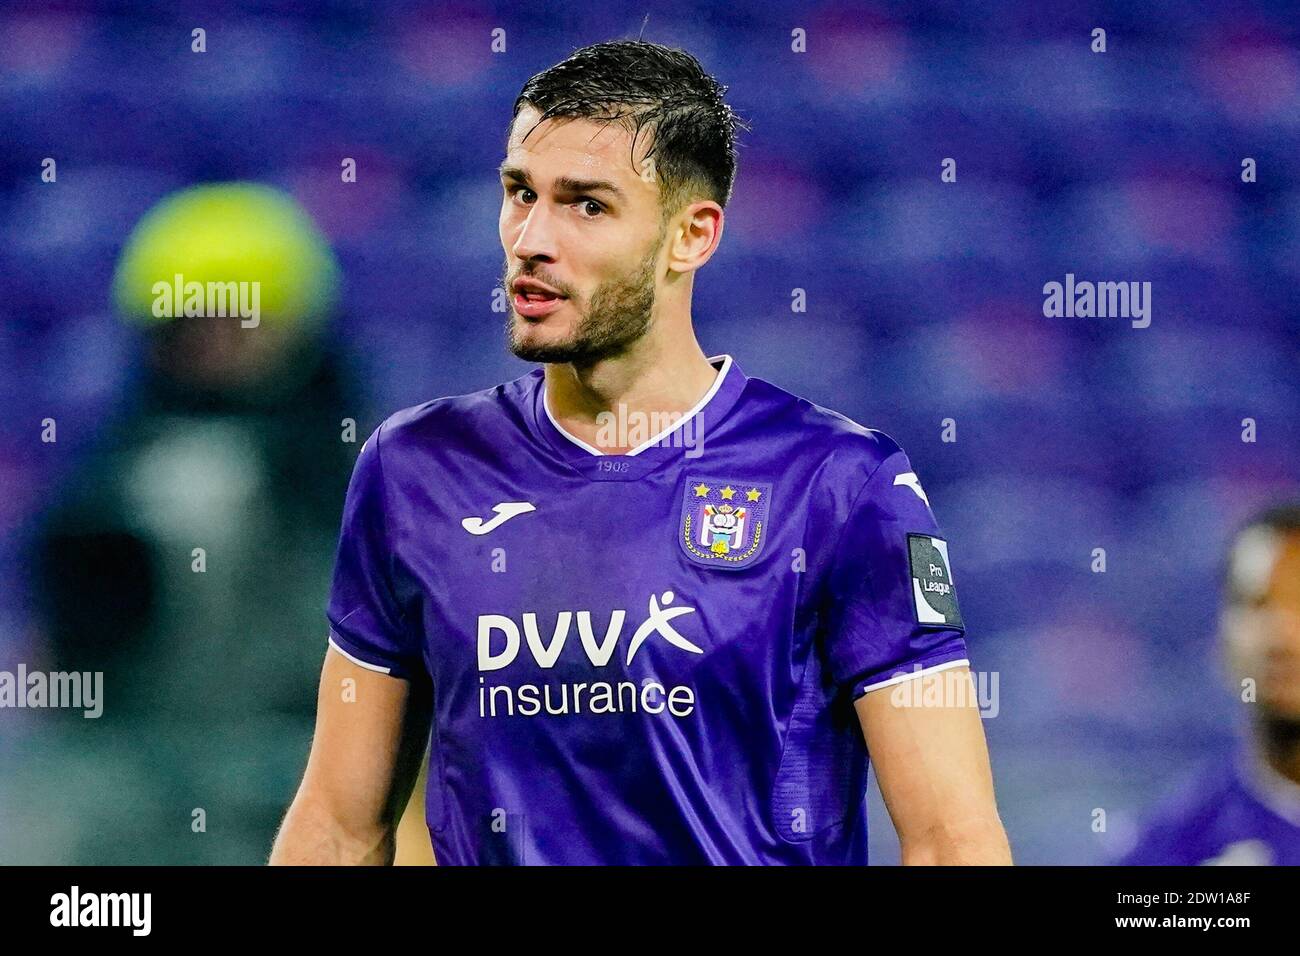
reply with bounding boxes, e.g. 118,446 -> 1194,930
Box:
576,198 -> 604,218
508,186 -> 535,204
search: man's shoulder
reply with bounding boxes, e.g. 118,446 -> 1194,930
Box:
741,374 -> 908,479
1148,760 -> 1241,824
1116,759 -> 1243,864
373,368 -> 540,454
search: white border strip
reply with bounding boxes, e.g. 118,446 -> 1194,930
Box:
858,657 -> 970,694
328,635 -> 393,675
542,354 -> 733,457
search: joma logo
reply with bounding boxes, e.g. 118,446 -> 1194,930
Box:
478,591 -> 702,671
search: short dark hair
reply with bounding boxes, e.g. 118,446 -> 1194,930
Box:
1222,501 -> 1300,605
510,40 -> 748,222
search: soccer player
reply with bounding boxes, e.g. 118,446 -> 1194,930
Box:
270,40 -> 1010,865
1119,503 -> 1300,865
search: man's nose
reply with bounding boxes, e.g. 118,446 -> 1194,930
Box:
512,201 -> 557,262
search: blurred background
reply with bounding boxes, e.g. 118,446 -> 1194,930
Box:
1,0 -> 1298,865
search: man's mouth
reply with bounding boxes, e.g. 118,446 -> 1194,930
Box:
513,289 -> 567,318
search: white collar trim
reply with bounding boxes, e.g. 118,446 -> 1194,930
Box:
542,354 -> 733,458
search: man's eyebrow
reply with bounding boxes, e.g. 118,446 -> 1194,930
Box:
498,165 -> 626,202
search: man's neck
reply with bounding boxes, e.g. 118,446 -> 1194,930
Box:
543,339 -> 719,455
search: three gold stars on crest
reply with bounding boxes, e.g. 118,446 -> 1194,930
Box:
693,483 -> 761,502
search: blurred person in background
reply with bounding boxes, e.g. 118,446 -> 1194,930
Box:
26,183 -> 366,863
1119,503 -> 1300,865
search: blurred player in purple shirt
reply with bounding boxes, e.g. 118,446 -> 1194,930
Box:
1120,503 -> 1300,865
271,39 -> 1010,866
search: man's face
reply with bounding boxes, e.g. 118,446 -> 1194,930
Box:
1224,529 -> 1300,719
499,105 -> 668,364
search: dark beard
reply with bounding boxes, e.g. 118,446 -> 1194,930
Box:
504,240 -> 659,365
1261,713 -> 1300,752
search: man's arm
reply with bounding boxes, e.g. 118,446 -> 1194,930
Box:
270,645 -> 432,865
856,666 -> 1012,865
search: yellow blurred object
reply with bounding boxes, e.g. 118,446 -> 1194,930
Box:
112,182 -> 340,326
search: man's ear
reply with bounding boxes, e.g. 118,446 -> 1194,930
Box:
667,201 -> 724,275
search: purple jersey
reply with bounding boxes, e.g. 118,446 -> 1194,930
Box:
326,353 -> 969,864
1119,748 -> 1300,866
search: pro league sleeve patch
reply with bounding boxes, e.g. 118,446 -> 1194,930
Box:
906,534 -> 964,630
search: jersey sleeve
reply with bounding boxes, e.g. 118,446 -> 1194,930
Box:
325,423 -> 422,679
823,446 -> 970,698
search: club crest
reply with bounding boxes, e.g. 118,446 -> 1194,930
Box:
678,477 -> 772,570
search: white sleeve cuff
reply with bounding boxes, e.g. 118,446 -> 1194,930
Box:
856,657 -> 970,694
327,634 -> 394,674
